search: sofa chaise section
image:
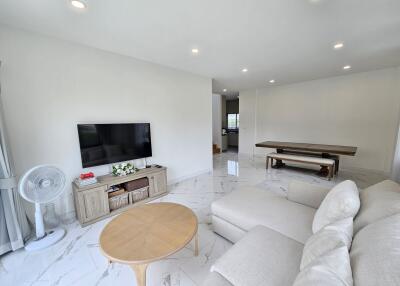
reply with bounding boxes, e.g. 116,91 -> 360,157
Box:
206,179 -> 400,286
211,184 -> 327,244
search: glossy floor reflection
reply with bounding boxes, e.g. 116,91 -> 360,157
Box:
0,152 -> 387,286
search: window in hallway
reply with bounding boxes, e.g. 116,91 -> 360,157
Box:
227,113 -> 239,130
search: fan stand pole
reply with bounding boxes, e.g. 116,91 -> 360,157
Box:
35,202 -> 45,239
25,203 -> 65,251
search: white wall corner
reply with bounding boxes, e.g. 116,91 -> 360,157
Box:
390,66 -> 400,182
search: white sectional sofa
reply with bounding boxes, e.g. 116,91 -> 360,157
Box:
205,180 -> 400,286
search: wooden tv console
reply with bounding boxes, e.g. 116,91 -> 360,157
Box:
72,166 -> 167,226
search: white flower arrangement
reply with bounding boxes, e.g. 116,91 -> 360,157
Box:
112,162 -> 138,176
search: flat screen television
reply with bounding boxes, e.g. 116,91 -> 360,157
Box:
77,123 -> 152,168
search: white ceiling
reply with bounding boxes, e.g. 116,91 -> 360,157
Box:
0,0 -> 400,94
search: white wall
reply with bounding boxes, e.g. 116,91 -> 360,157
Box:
240,68 -> 400,174
221,96 -> 227,128
221,95 -> 227,151
239,90 -> 257,155
0,25 -> 212,218
392,128 -> 400,182
212,94 -> 222,148
391,73 -> 400,182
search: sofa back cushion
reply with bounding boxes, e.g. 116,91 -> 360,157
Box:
350,213 -> 400,286
312,180 -> 360,233
294,246 -> 353,286
300,217 -> 353,270
354,180 -> 400,233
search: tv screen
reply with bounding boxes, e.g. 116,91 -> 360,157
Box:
77,123 -> 152,168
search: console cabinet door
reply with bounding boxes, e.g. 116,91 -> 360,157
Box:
77,186 -> 109,223
149,171 -> 167,197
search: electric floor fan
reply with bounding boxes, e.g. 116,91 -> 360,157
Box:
18,165 -> 66,251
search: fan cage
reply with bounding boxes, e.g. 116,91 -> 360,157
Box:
18,165 -> 66,204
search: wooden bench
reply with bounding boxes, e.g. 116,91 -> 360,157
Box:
266,152 -> 335,180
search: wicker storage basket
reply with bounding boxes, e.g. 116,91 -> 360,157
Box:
129,187 -> 149,203
109,193 -> 129,211
124,178 -> 149,192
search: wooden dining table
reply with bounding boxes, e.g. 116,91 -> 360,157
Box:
255,141 -> 357,175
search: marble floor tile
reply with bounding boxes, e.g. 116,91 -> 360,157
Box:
0,152 -> 387,286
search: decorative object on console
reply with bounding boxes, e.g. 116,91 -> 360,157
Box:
135,158 -> 147,169
18,165 -> 66,251
75,172 -> 98,187
112,162 -> 138,176
80,172 -> 95,179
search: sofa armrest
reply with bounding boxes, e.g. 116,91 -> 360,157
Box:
287,180 -> 330,209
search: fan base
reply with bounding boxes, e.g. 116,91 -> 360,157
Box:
25,228 -> 65,251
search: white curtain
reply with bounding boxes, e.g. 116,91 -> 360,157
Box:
0,61 -> 31,255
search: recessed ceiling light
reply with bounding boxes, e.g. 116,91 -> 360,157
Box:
223,89 -> 227,92
343,65 -> 351,70
71,0 -> 86,9
242,68 -> 248,73
269,79 -> 275,84
334,42 -> 344,50
191,48 -> 199,54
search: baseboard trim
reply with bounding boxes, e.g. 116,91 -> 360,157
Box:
167,168 -> 212,186
340,166 -> 391,177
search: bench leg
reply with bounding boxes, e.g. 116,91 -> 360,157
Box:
266,156 -> 269,169
335,158 -> 340,174
274,159 -> 285,168
318,165 -> 329,177
268,157 -> 273,173
328,165 -> 334,180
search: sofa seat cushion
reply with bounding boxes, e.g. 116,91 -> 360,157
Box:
211,187 -> 316,243
312,180 -> 360,233
354,180 -> 400,233
350,213 -> 400,286
268,152 -> 335,165
211,225 -> 303,286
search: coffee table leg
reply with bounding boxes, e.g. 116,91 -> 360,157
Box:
194,229 -> 199,256
131,263 -> 148,286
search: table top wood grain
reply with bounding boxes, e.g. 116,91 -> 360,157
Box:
99,202 -> 198,265
255,141 -> 357,156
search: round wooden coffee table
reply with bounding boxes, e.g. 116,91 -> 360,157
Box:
99,202 -> 198,286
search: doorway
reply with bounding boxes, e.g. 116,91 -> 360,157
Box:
226,98 -> 239,153
212,93 -> 239,154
